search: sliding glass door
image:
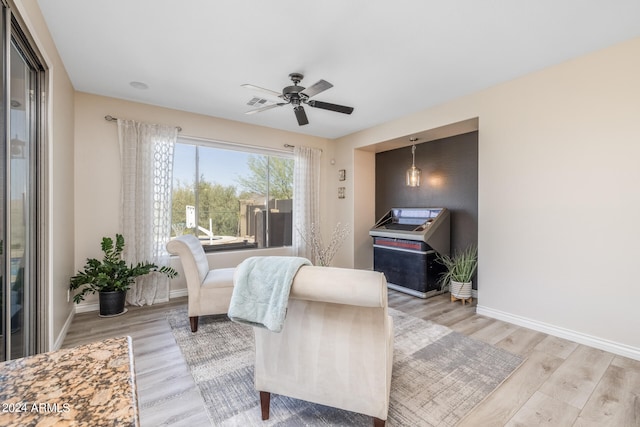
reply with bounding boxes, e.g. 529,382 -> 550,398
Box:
1,6 -> 45,361
0,6 -> 5,361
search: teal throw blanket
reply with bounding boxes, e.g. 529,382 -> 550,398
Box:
228,256 -> 311,332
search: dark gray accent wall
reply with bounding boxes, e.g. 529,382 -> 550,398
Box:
375,131 -> 478,258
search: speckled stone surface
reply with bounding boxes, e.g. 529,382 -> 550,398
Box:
0,336 -> 139,427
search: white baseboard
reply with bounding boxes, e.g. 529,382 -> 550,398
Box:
74,289 -> 189,314
476,305 -> 640,361
52,309 -> 75,351
169,288 -> 188,299
74,302 -> 100,313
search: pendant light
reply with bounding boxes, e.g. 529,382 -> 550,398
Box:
406,138 -> 421,187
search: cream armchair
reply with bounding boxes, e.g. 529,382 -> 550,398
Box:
254,266 -> 394,426
166,235 -> 235,332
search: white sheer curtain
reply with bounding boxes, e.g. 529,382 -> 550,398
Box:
292,145 -> 321,264
118,119 -> 177,306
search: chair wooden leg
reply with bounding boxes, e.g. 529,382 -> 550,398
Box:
373,417 -> 385,427
189,316 -> 199,332
259,391 -> 271,420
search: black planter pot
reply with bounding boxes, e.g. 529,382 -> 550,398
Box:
98,290 -> 127,317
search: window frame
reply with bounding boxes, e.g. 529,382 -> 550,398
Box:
172,136 -> 294,253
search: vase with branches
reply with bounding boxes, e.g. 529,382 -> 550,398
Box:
299,222 -> 350,267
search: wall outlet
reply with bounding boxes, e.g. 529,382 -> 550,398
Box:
67,289 -> 70,303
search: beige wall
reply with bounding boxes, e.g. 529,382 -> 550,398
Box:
13,1 -> 76,350
351,149 -> 376,269
332,37 -> 640,357
73,93 -> 332,307
16,0 -> 640,359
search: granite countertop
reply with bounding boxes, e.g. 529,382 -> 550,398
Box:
0,336 -> 139,427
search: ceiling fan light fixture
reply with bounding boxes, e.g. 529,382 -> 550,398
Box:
242,73 -> 354,126
406,141 -> 421,187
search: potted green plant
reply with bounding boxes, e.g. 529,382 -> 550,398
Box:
70,234 -> 178,317
437,245 -> 478,304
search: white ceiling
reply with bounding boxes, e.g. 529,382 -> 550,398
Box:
36,0 -> 640,139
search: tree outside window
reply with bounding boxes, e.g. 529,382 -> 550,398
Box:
171,142 -> 293,251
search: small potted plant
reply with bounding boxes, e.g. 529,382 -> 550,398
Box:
437,245 -> 477,304
70,234 -> 178,317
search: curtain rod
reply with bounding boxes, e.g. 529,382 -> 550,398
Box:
284,144 -> 322,152
104,115 -> 182,132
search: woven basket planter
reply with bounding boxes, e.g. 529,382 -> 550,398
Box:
450,280 -> 472,299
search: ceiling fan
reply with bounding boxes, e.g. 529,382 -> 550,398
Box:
242,73 -> 354,126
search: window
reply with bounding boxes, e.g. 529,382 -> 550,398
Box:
171,139 -> 294,251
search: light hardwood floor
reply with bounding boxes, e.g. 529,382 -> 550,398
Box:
62,292 -> 640,426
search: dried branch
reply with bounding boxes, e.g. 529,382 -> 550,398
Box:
298,222 -> 350,266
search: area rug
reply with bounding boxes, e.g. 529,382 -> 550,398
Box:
166,308 -> 523,426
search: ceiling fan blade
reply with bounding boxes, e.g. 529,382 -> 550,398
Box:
241,83 -> 283,99
294,105 -> 309,126
308,100 -> 354,115
300,79 -> 333,98
245,103 -> 286,115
